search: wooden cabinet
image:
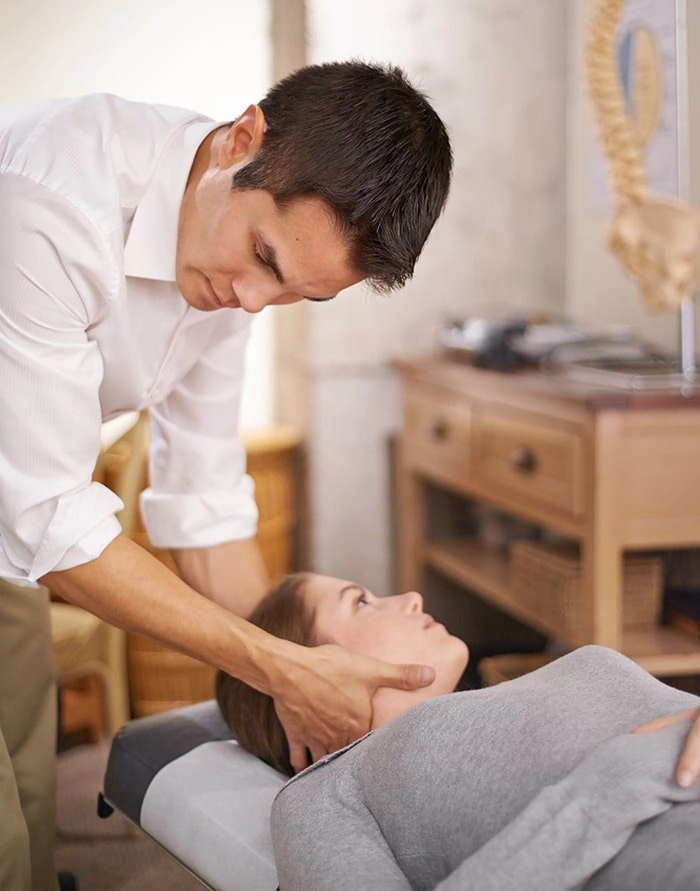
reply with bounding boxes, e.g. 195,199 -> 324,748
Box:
395,358 -> 700,677
475,406 -> 585,520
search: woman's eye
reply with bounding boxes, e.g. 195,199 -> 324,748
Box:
356,592 -> 369,608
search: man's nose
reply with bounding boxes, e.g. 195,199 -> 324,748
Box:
236,286 -> 270,314
235,276 -> 284,313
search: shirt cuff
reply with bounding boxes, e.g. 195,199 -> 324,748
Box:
139,476 -> 259,549
52,515 -> 123,574
0,483 -> 125,585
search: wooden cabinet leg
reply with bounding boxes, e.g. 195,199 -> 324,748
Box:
587,412 -> 623,650
395,443 -> 426,593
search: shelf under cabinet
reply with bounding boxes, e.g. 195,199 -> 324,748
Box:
623,628 -> 700,677
421,538 -> 700,677
421,539 -> 573,643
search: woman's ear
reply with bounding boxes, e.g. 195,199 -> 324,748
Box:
218,104 -> 266,169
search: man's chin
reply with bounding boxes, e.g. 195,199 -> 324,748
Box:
179,286 -> 217,312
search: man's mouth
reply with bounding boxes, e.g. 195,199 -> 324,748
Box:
204,277 -> 224,307
205,277 -> 241,309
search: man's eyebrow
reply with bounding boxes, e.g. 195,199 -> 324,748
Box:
258,237 -> 286,286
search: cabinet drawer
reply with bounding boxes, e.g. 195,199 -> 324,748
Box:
475,410 -> 584,518
404,383 -> 472,478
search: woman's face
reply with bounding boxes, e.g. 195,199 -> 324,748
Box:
304,575 -> 469,699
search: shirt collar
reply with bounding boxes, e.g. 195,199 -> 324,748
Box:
275,730 -> 374,796
123,117 -> 220,282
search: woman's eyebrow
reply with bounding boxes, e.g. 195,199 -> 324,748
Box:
338,584 -> 365,601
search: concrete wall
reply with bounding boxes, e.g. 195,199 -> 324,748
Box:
9,2 -> 694,597
275,0 -> 569,594
566,0 -> 700,351
282,1 -> 700,597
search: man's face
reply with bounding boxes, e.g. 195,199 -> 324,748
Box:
176,112 -> 363,314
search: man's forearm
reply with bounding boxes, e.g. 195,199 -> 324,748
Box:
42,533 -> 285,693
42,532 -> 435,767
171,536 -> 269,618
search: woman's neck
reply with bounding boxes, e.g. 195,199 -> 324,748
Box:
371,686 -> 443,730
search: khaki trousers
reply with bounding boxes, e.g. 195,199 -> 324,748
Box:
0,580 -> 58,891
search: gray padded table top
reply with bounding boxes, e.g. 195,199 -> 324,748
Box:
100,700 -> 287,890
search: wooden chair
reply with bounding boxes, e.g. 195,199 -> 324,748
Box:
51,413 -> 148,741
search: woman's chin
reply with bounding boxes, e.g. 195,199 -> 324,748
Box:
371,644 -> 468,729
441,637 -> 470,692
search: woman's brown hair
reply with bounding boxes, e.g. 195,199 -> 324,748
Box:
215,572 -> 318,775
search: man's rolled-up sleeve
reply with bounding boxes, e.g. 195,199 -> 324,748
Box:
140,317 -> 259,549
0,175 -> 125,585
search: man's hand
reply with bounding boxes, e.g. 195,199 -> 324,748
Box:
271,643 -> 435,773
631,706 -> 700,787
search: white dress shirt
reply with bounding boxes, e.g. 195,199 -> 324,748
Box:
0,93 -> 258,587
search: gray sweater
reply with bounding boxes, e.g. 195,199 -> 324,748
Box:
272,646 -> 700,890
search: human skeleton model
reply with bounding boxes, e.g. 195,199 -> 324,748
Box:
585,0 -> 700,310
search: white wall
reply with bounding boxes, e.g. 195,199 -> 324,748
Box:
0,0 -> 274,429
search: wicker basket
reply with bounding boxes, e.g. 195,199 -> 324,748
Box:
126,645 -> 216,716
244,427 -> 301,583
509,540 -> 663,639
126,426 -> 302,718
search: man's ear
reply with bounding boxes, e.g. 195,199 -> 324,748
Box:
218,104 -> 266,169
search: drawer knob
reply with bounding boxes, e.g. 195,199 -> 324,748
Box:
509,446 -> 537,474
431,421 -> 448,440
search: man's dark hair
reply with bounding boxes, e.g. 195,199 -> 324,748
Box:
233,60 -> 453,292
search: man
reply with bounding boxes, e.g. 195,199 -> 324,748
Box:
0,61 -> 452,890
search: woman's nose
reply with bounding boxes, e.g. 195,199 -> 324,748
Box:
399,590 -> 423,613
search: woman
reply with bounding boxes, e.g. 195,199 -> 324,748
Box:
217,573 -> 700,890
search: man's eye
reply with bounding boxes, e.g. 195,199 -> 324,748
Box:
253,246 -> 267,267
356,592 -> 369,608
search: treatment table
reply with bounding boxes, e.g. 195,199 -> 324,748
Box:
98,700 -> 287,890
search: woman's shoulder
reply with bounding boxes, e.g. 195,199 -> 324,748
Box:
273,731 -> 370,803
486,645 -> 681,704
493,645 -> 656,689
271,733 -> 369,836
538,644 -> 635,676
